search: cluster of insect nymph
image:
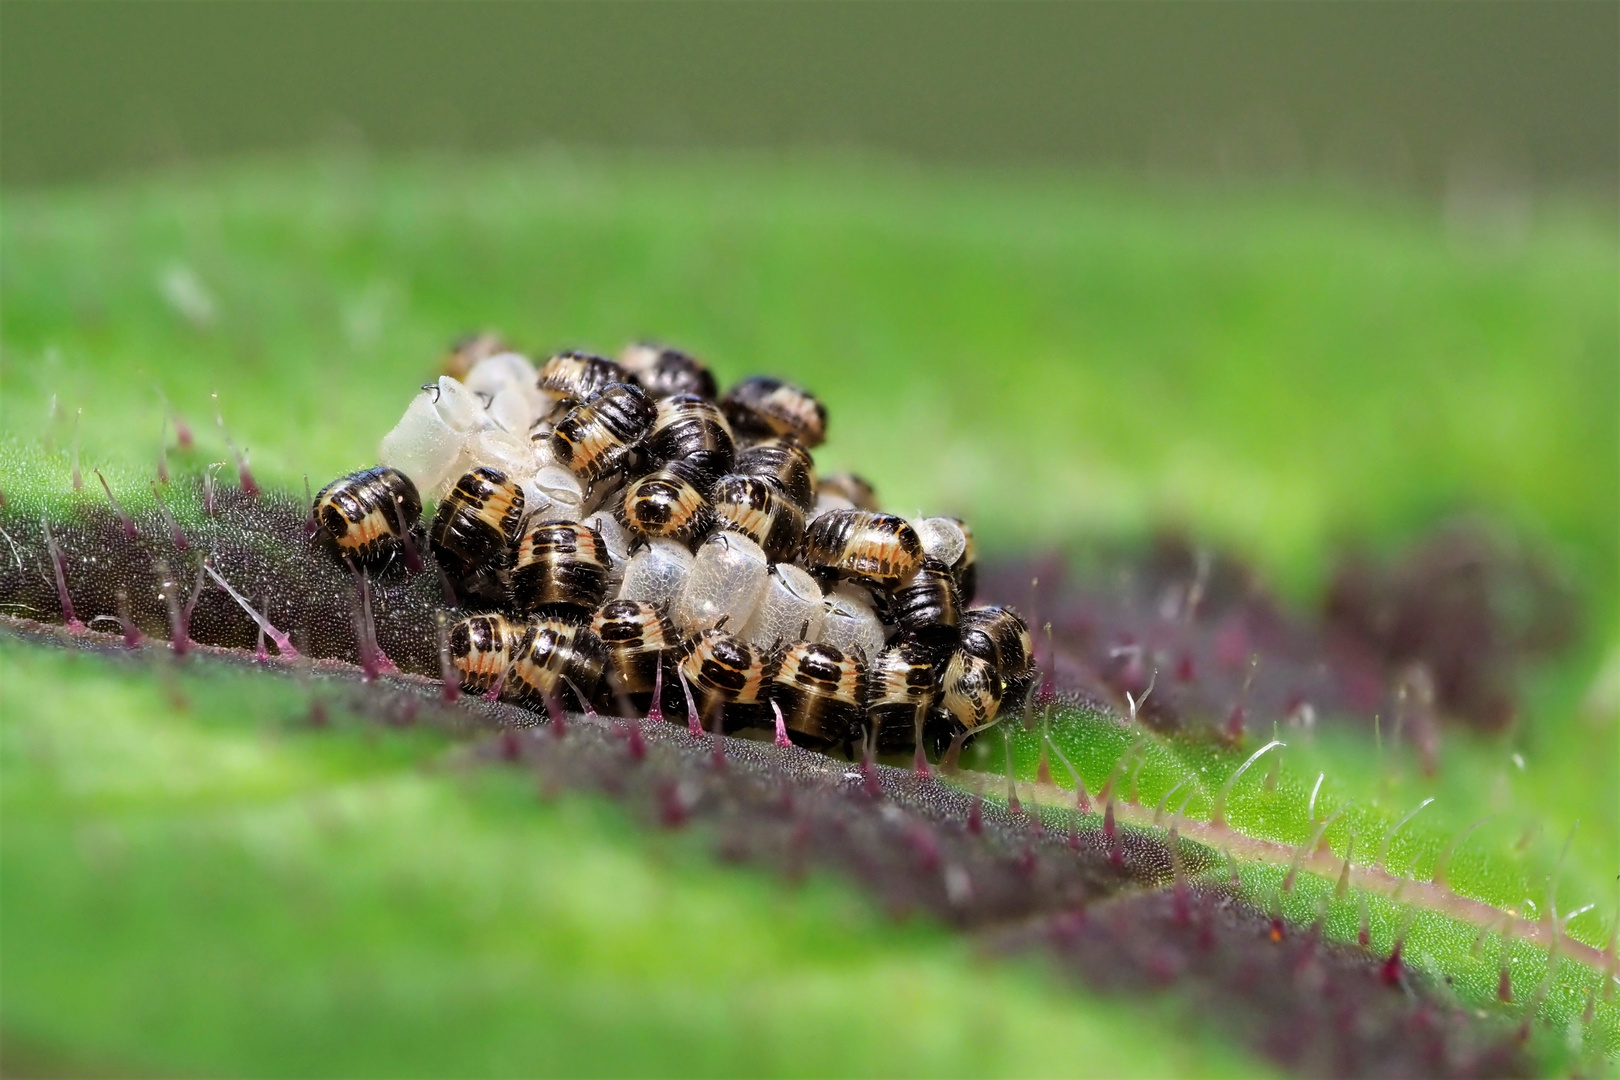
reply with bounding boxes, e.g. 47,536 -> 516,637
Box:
313,335 -> 1035,759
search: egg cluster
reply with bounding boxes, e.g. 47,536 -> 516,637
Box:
312,336 -> 1034,754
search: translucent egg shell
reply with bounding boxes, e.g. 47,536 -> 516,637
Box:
738,562 -> 824,649
617,538 -> 697,609
817,581 -> 887,662
671,531 -> 769,637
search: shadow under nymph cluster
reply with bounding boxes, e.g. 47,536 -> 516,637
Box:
313,337 -> 1037,757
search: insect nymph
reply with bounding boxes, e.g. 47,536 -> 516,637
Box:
622,344 -> 720,401
592,599 -> 678,699
721,376 -> 827,448
538,350 -> 628,400
771,640 -> 865,749
447,613 -> 517,694
734,437 -> 817,511
889,558 -> 960,653
865,638 -> 937,750
312,466 -> 422,563
801,510 -> 924,589
429,467 -> 525,600
511,522 -> 611,618
549,383 -> 657,482
708,474 -> 804,562
679,627 -> 772,731
504,618 -> 609,711
622,465 -> 710,543
642,395 -> 735,490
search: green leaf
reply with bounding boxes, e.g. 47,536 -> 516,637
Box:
4,641 -> 1272,1078
3,151 -> 1614,1075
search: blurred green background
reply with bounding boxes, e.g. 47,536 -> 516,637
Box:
2,4 -> 1617,1076
4,1 -> 1618,200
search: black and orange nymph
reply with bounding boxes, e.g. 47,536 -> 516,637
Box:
678,627 -> 772,732
429,467 -> 525,601
801,510 -> 924,589
503,618 -> 609,712
708,474 -> 804,563
511,521 -> 612,618
592,599 -> 678,699
642,395 -> 735,491
538,350 -> 629,401
734,437 -> 817,511
770,640 -> 865,749
549,383 -> 657,482
312,466 -> 422,564
864,638 -> 937,750
448,612 -> 517,694
721,376 -> 827,448
621,344 -> 719,401
621,465 -> 711,543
